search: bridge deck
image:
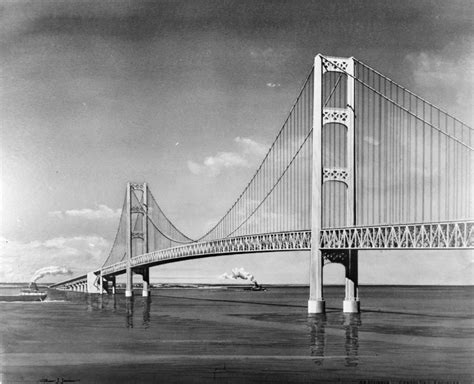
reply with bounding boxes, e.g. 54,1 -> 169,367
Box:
50,274 -> 87,288
51,220 -> 473,288
100,220 -> 473,276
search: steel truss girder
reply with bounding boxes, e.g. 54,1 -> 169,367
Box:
101,230 -> 312,275
320,221 -> 474,250
98,220 -> 474,276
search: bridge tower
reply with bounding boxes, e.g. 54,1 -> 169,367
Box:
125,182 -> 150,297
309,55 -> 359,314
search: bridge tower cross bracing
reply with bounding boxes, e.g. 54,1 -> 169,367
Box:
124,182 -> 149,297
308,55 -> 359,314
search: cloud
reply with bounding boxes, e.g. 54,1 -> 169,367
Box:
219,267 -> 256,282
31,266 -> 73,283
266,82 -> 281,88
0,235 -> 110,282
188,137 -> 268,177
234,136 -> 268,157
249,47 -> 291,70
405,41 -> 474,125
48,204 -> 121,220
48,210 -> 63,219
187,153 -> 248,177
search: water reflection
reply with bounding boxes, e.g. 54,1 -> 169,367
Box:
82,293 -> 150,329
123,296 -> 152,329
343,313 -> 361,367
86,294 -> 104,311
126,297 -> 134,329
143,296 -> 151,329
308,314 -> 326,365
308,313 -> 361,366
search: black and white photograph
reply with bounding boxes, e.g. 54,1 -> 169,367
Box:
1,0 -> 473,383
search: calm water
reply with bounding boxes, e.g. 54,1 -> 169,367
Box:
1,286 -> 473,383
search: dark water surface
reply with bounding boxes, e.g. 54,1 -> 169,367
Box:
1,286 -> 473,383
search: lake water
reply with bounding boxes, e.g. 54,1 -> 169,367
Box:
1,285 -> 473,383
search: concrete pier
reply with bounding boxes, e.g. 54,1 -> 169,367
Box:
141,268 -> 150,297
343,250 -> 360,313
308,249 -> 325,314
87,272 -> 102,294
125,266 -> 133,297
110,276 -> 116,294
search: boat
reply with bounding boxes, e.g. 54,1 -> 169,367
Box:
243,282 -> 267,291
0,282 -> 47,302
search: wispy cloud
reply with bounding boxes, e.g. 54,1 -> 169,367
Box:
0,235 -> 110,282
188,137 -> 268,177
405,41 -> 473,125
266,82 -> 281,88
234,136 -> 268,157
249,47 -> 290,71
48,204 -> 121,220
187,152 -> 248,177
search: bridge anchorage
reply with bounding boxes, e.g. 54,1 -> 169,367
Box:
51,54 -> 474,314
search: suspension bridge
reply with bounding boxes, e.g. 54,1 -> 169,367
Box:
51,54 -> 474,313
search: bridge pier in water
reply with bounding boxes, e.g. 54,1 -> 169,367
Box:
109,276 -> 116,294
137,268 -> 150,297
308,249 -> 325,314
343,250 -> 360,313
125,265 -> 133,297
102,275 -> 116,294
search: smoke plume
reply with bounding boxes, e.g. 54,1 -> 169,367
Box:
219,267 -> 257,284
31,266 -> 72,282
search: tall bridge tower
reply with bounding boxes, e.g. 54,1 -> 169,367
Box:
309,55 -> 358,313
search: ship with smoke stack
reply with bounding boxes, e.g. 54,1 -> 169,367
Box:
220,267 -> 266,291
244,281 -> 266,291
19,282 -> 47,301
0,282 -> 47,302
0,266 -> 71,302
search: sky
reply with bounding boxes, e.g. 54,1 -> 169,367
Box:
1,0 -> 473,284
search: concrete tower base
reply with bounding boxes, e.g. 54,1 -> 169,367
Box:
87,272 -> 102,294
308,299 -> 326,314
343,299 -> 360,313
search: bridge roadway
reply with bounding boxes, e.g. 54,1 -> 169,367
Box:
50,220 -> 473,289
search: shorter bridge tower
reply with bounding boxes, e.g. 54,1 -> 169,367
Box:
125,182 -> 150,297
309,55 -> 359,314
